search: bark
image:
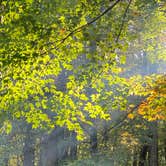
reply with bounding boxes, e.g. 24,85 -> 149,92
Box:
39,127 -> 70,166
23,125 -> 35,166
139,145 -> 148,166
149,121 -> 158,166
90,127 -> 98,155
164,138 -> 166,163
133,152 -> 138,166
69,132 -> 77,160
102,122 -> 109,148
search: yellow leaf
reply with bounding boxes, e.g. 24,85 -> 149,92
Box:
127,113 -> 134,119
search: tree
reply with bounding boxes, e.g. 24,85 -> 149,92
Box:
0,0 -> 166,165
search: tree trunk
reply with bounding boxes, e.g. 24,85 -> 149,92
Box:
164,138 -> 166,164
90,127 -> 97,155
39,127 -> 71,166
149,121 -> 158,166
69,131 -> 77,160
23,125 -> 35,166
102,122 -> 109,148
133,151 -> 138,166
139,145 -> 148,166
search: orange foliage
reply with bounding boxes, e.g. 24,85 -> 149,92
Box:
127,113 -> 135,119
137,75 -> 166,121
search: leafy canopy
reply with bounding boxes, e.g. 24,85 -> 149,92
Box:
0,0 -> 165,139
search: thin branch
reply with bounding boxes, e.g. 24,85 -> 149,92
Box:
56,0 -> 121,48
115,0 -> 132,43
108,96 -> 148,132
86,0 -> 132,87
40,0 -> 122,73
41,0 -> 121,54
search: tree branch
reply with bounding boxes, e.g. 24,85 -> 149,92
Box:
108,96 -> 148,132
115,0 -> 132,43
43,0 -> 121,53
84,0 -> 132,87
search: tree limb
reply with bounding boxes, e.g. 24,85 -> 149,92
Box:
43,0 -> 121,53
108,96 -> 148,132
115,0 -> 132,43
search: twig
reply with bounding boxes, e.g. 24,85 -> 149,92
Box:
47,0 -> 121,52
86,0 -> 132,87
108,96 -> 148,132
115,0 -> 132,43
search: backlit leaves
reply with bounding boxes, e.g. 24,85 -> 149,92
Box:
129,74 -> 166,121
0,0 -> 165,140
